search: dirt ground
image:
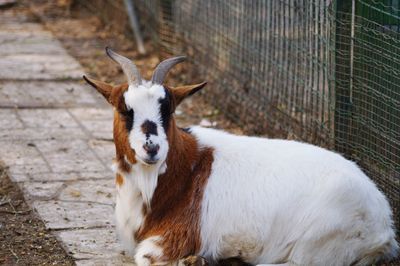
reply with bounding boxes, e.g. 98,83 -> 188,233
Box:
0,166 -> 74,266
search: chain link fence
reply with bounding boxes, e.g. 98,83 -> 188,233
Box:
80,0 -> 399,249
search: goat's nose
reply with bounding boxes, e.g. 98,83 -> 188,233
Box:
143,142 -> 160,157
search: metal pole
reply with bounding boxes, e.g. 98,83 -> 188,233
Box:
124,0 -> 146,54
349,0 -> 355,104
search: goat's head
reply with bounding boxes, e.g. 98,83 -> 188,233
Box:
83,48 -> 206,168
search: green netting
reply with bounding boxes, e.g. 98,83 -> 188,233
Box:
81,0 -> 400,250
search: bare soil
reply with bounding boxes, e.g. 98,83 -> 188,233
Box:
0,167 -> 74,266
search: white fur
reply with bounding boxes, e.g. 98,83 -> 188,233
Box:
189,126 -> 398,265
134,236 -> 164,266
114,81 -> 397,265
124,82 -> 169,165
114,82 -> 171,264
114,160 -> 164,255
114,171 -> 143,254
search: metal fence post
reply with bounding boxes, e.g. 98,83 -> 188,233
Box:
334,0 -> 353,156
124,0 -> 146,54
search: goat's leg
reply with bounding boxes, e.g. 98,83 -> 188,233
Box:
135,241 -> 207,266
177,255 -> 208,265
134,236 -> 165,266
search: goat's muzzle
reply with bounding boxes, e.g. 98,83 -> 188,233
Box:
142,142 -> 160,164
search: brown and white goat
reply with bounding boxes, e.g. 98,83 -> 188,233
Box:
83,48 -> 398,266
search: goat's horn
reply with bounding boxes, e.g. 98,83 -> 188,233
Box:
151,56 -> 186,84
106,47 -> 142,86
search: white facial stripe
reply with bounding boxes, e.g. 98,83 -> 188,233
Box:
123,83 -> 169,165
124,83 -> 165,119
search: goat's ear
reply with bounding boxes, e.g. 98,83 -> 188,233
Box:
83,75 -> 113,102
171,81 -> 207,106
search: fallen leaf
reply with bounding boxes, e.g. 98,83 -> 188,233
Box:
69,190 -> 81,198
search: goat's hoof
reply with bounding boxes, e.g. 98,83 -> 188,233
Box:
178,255 -> 208,266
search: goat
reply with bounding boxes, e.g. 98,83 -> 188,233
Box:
83,48 -> 398,266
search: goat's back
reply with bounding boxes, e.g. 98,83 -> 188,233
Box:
191,126 -> 398,265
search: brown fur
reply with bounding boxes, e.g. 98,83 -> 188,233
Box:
84,76 -> 211,261
83,76 -> 113,102
135,118 -> 214,260
83,77 -> 136,168
111,83 -> 137,169
167,82 -> 207,108
116,173 -> 124,187
107,85 -> 212,261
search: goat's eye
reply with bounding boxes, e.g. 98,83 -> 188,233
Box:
121,109 -> 134,131
159,89 -> 172,132
121,108 -> 132,116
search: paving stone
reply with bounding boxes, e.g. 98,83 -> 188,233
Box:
0,141 -> 44,165
69,108 -> 114,121
57,228 -> 124,260
0,27 -> 53,40
0,22 -> 47,33
34,139 -> 107,173
58,179 -> 115,205
0,19 -> 126,263
79,171 -> 113,180
69,108 -> 113,139
0,34 -> 67,55
0,141 -> 50,174
0,109 -> 24,129
0,127 -> 87,141
21,180 -> 65,200
21,171 -> 112,182
82,120 -> 114,140
18,108 -> 79,128
28,172 -> 81,182
8,173 -> 29,183
33,200 -> 114,229
28,171 -> 112,182
75,256 -> 135,266
88,139 -> 115,166
0,81 -> 106,108
91,130 -> 113,141
20,178 -> 115,204
7,164 -> 51,175
0,54 -> 82,80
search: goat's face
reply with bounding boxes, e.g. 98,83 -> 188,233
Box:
122,82 -> 170,165
83,48 -> 206,168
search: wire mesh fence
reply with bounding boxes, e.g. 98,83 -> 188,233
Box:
135,0 -> 336,145
80,0 -> 400,247
334,0 -> 400,241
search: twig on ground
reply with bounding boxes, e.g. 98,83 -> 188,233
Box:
0,209 -> 31,215
8,244 -> 19,264
0,198 -> 11,206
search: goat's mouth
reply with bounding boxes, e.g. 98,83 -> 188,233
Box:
136,155 -> 159,166
143,158 -> 158,165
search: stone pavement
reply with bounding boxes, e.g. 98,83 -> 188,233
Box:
0,11 -> 134,266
